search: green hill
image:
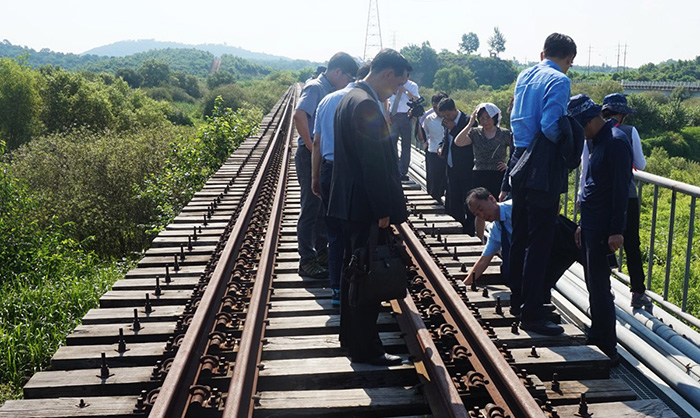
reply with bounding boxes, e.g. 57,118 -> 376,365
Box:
83,39 -> 317,71
0,39 -> 317,75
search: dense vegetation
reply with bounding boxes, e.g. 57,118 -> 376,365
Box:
0,100 -> 262,401
569,56 -> 700,83
0,48 -> 297,402
400,41 -> 519,91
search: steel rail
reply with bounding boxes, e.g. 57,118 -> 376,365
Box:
148,87 -> 295,418
392,284 -> 469,417
222,86 -> 296,418
397,222 -> 546,418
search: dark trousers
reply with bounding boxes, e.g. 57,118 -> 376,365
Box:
473,170 -> 504,199
624,197 -> 645,293
426,151 -> 446,201
545,215 -> 584,301
340,220 -> 385,361
446,167 -> 475,236
320,160 -> 343,290
391,113 -> 412,177
505,215 -> 582,309
509,181 -> 559,322
295,146 -> 327,264
581,228 -> 617,356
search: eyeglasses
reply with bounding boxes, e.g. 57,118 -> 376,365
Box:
344,72 -> 356,82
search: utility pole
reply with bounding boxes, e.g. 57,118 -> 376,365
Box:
363,0 -> 383,62
587,45 -> 591,76
616,42 -> 621,73
623,42 -> 628,77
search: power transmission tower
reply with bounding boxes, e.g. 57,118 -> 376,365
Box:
363,0 -> 383,62
587,45 -> 591,76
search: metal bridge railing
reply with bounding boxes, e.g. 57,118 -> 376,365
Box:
563,168 -> 700,317
571,80 -> 700,92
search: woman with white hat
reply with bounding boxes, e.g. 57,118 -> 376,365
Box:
455,102 -> 513,241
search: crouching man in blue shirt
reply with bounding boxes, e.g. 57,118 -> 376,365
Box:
570,94 -> 632,366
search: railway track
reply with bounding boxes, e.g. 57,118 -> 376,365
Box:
0,86 -> 685,418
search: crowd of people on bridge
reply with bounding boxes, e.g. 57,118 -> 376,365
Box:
292,33 -> 651,366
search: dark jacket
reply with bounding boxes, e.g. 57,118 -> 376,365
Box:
509,115 -> 584,207
327,82 -> 408,224
580,121 -> 632,235
446,111 -> 472,176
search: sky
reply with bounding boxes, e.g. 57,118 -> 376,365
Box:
2,0 -> 699,69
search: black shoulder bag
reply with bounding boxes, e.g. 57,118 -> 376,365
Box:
345,225 -> 409,307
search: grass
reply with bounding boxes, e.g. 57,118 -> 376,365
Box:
0,261 -> 129,404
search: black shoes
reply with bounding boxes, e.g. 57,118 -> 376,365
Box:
315,249 -> 329,268
542,304 -> 557,313
353,353 -> 403,366
298,260 -> 329,279
631,291 -> 653,308
510,304 -> 557,318
520,319 -> 564,336
607,351 -> 621,367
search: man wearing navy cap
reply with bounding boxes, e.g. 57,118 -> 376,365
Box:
570,94 -> 632,365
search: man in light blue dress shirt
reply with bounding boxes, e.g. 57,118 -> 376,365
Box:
293,52 -> 358,279
311,64 -> 370,307
507,33 -> 577,336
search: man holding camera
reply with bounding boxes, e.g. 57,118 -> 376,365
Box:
388,79 -> 421,180
569,94 -> 632,364
437,98 -> 474,235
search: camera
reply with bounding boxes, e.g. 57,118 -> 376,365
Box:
406,97 -> 425,118
606,253 -> 619,269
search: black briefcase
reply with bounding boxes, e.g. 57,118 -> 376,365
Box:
346,226 -> 409,306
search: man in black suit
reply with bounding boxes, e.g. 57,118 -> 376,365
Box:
437,98 -> 475,235
328,49 -> 412,366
